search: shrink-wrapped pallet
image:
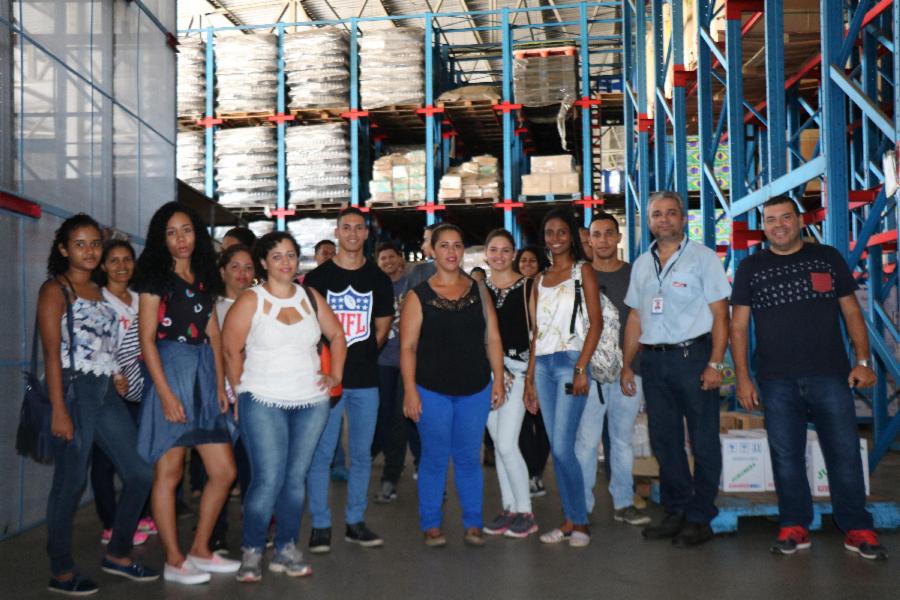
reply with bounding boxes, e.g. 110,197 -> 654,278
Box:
177,131 -> 206,193
359,28 -> 424,109
215,34 -> 278,114
215,127 -> 277,208
178,37 -> 206,116
284,27 -> 350,109
513,52 -> 577,107
286,123 -> 351,205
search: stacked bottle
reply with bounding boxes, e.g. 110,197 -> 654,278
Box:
214,34 -> 278,114
284,27 -> 349,109
177,131 -> 206,193
177,37 -> 206,117
359,28 -> 424,109
215,127 -> 277,209
285,123 -> 351,205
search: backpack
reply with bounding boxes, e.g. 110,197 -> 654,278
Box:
569,263 -> 623,383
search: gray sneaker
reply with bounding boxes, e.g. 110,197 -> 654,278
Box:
505,513 -> 539,538
373,480 -> 398,504
269,542 -> 312,577
483,510 -> 515,535
614,505 -> 651,526
235,548 -> 262,583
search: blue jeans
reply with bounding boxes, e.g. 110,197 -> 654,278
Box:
759,375 -> 873,531
374,365 -> 421,484
641,338 -> 721,524
306,387 -> 379,528
534,351 -> 589,525
239,394 -> 329,551
47,372 -> 153,575
416,383 -> 492,530
574,381 -> 607,514
603,377 -> 643,510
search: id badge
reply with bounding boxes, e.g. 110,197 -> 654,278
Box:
651,296 -> 664,314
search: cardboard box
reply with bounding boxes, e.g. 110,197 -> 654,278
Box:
441,175 -> 463,190
531,154 -> 575,174
720,432 -> 768,492
474,155 -> 498,166
720,411 -> 765,431
550,172 -> 580,194
521,174 -> 551,196
394,190 -> 410,202
632,456 -> 659,478
392,165 -> 410,179
370,180 -> 392,194
806,433 -> 870,497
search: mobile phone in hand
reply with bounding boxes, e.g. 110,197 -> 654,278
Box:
565,382 -> 574,395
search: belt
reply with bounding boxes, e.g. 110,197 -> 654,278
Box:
642,333 -> 710,352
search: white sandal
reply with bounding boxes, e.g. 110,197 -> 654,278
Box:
569,530 -> 591,548
539,528 -> 570,544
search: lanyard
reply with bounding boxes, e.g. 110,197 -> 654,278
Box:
652,241 -> 687,292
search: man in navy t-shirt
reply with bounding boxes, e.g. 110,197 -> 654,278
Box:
731,195 -> 886,560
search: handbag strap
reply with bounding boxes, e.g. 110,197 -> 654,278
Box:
569,264 -> 583,336
522,277 -> 532,341
57,281 -> 77,372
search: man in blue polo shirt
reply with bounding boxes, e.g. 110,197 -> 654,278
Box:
622,191 -> 731,548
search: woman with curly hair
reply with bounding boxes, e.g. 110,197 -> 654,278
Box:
133,202 -> 238,584
38,214 -> 157,595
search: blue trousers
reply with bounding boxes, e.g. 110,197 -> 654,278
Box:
416,383 -> 492,531
306,387 -> 379,528
760,375 -> 873,531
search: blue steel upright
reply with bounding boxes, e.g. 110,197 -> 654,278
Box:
579,2 -> 593,227
204,27 -> 215,199
275,23 -> 287,231
501,8 -> 514,233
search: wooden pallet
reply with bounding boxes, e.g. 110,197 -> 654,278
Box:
367,104 -> 426,144
289,107 -> 349,125
216,111 -> 277,128
177,115 -> 204,131
440,196 -> 499,206
292,199 -> 348,213
513,46 -> 577,59
366,198 -> 425,209
438,98 -> 503,156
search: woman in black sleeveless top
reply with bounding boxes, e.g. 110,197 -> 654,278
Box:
401,224 -> 506,548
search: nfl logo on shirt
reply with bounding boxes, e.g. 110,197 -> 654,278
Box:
328,286 -> 374,346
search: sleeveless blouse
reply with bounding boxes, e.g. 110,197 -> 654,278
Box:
61,296 -> 119,376
535,265 -> 582,356
413,279 -> 491,396
156,275 -> 213,345
237,284 -> 328,408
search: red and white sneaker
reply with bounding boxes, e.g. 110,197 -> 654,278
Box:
137,517 -> 158,535
770,526 -> 811,555
844,530 -> 888,560
101,529 -> 149,546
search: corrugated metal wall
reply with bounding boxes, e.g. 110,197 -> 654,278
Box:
0,0 -> 176,540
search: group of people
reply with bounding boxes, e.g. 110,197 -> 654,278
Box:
36,190 -> 888,594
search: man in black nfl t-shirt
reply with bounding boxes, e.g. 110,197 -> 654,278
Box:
302,207 -> 394,553
731,195 -> 887,561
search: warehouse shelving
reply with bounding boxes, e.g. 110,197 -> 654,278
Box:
178,1 -> 623,237
623,0 -> 900,471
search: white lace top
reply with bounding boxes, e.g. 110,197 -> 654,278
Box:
534,266 -> 582,356
60,297 -> 119,376
237,284 -> 328,408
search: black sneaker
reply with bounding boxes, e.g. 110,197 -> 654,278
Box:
345,522 -> 384,548
529,476 -> 547,498
642,512 -> 685,540
48,573 -> 98,596
309,527 -> 332,554
373,480 -> 398,504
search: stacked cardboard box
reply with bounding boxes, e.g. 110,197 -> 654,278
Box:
806,431 -> 870,497
438,155 -> 499,201
369,149 -> 426,204
521,154 -> 580,196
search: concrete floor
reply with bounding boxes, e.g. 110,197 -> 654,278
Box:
2,454 -> 898,600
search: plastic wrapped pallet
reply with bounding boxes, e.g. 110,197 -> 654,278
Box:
284,27 -> 349,109
215,127 -> 277,208
513,51 -> 577,107
359,28 -> 424,109
178,37 -> 206,117
285,123 -> 351,205
215,34 -> 277,114
177,131 -> 206,193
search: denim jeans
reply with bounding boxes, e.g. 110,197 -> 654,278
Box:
534,351 -> 589,525
307,387 -> 379,528
239,393 -> 329,550
47,372 -> 153,575
416,383 -> 492,530
486,358 -> 531,514
574,381 -> 608,514
374,365 -> 421,484
759,375 -> 873,531
603,376 -> 643,510
641,337 -> 721,524
90,400 -> 145,529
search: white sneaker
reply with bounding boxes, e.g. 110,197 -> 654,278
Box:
164,562 -> 211,585
187,553 -> 241,573
569,531 -> 591,548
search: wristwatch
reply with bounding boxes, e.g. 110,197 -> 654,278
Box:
857,359 -> 871,369
573,365 -> 586,376
708,362 -> 725,373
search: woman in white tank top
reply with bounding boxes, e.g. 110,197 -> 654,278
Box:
222,232 -> 347,582
525,208 -> 603,548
